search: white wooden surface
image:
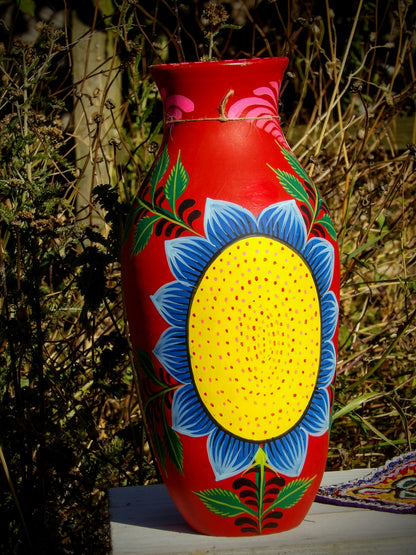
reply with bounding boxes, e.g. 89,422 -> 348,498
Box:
109,469 -> 416,554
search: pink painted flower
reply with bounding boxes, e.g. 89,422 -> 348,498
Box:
227,82 -> 289,146
160,89 -> 195,123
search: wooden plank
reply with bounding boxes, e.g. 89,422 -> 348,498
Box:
109,470 -> 416,554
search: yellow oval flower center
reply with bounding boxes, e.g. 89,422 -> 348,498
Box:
188,236 -> 321,441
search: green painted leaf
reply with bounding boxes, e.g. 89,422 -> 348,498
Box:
282,148 -> 311,184
122,206 -> 139,244
315,192 -> 323,217
150,146 -> 169,203
194,489 -> 256,517
164,422 -> 184,474
152,430 -> 166,471
266,477 -> 314,512
132,214 -> 160,254
135,347 -> 165,388
316,213 -> 337,240
164,151 -> 188,214
276,170 -> 313,210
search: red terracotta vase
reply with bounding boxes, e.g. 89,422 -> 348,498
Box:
121,57 -> 340,536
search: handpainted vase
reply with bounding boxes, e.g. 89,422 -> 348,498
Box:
121,57 -> 340,536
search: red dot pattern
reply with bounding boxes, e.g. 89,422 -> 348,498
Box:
188,236 -> 321,441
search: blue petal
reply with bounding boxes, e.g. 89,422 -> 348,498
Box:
321,291 -> 338,342
151,281 -> 192,327
317,341 -> 336,388
257,200 -> 307,251
172,384 -> 216,437
204,199 -> 257,249
265,428 -> 308,477
153,327 -> 190,384
301,389 -> 330,435
165,236 -> 216,284
303,237 -> 334,293
207,429 -> 257,481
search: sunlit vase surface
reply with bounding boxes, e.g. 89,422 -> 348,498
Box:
121,57 -> 340,536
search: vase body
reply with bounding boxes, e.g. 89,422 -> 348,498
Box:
121,58 -> 340,536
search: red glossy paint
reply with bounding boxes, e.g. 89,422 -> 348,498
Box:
121,58 -> 340,536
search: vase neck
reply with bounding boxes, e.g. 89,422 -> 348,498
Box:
151,58 -> 288,125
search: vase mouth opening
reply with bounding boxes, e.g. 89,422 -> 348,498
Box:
150,56 -> 289,72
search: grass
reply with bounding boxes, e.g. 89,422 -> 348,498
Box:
0,0 -> 415,552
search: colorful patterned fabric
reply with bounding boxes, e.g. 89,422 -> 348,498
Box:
316,452 -> 416,513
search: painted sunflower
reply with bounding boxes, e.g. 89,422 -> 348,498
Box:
151,198 -> 338,481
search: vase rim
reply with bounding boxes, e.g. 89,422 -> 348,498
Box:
150,56 -> 289,72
